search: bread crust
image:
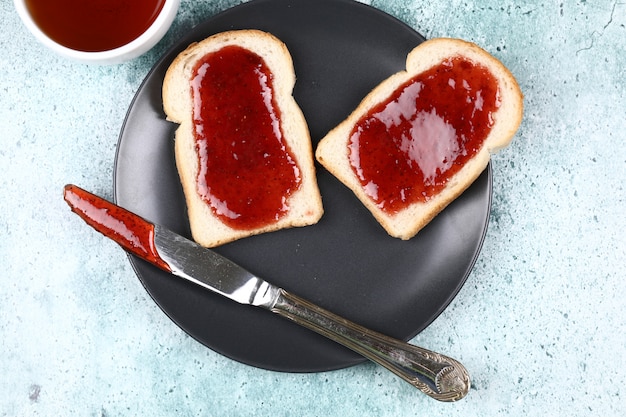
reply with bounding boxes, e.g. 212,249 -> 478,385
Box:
163,30 -> 323,247
315,38 -> 523,240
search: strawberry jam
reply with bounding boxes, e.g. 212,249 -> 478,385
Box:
63,185 -> 171,272
348,57 -> 500,214
190,45 -> 301,230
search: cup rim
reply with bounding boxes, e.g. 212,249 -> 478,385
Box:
13,0 -> 180,63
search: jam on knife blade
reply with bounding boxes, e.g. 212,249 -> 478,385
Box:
63,184 -> 171,271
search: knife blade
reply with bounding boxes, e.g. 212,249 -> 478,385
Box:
63,184 -> 470,401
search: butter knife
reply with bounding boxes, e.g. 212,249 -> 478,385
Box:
63,184 -> 470,401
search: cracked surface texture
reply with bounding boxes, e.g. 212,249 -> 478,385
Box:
1,0 -> 625,416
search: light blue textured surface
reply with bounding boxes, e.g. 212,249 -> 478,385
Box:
1,0 -> 625,415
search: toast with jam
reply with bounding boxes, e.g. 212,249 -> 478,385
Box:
163,30 -> 323,247
316,38 -> 523,240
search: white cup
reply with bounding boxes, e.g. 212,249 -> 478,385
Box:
13,0 -> 180,64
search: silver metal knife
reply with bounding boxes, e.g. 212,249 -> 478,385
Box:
63,184 -> 470,401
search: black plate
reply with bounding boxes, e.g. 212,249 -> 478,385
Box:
114,0 -> 491,372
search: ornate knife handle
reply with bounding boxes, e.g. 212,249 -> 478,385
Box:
270,289 -> 470,401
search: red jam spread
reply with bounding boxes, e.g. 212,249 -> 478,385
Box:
63,185 -> 171,272
190,45 -> 301,230
25,0 -> 166,52
348,56 -> 500,214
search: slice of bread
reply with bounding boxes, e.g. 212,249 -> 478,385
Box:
163,30 -> 323,247
316,38 -> 523,240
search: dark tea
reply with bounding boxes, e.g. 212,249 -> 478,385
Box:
25,0 -> 166,52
